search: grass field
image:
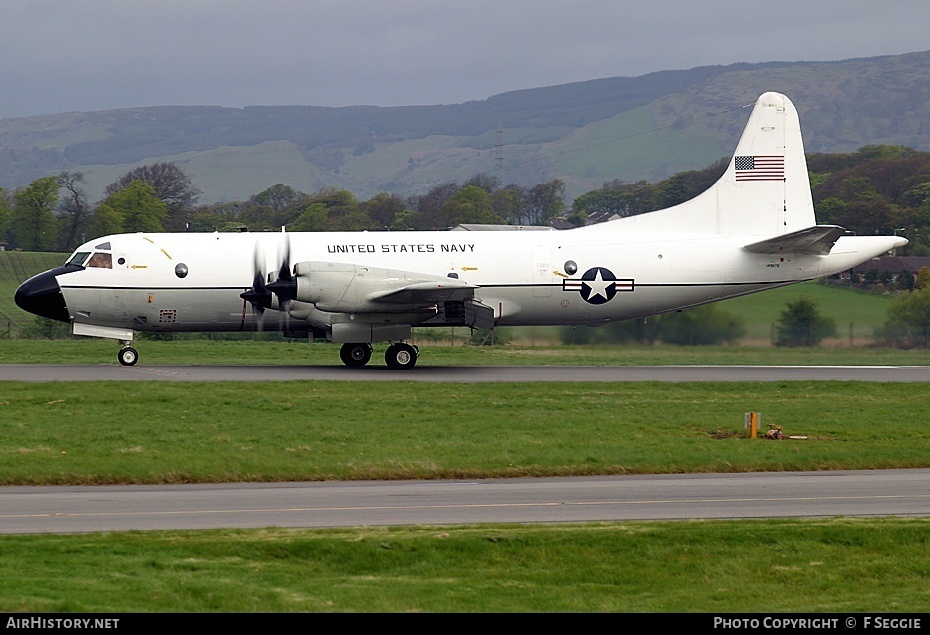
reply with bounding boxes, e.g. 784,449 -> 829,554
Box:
3,518 -> 929,612
2,380 -> 930,485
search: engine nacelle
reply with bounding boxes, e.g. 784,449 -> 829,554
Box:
293,261 -> 474,313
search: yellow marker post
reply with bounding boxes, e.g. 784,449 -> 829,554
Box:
744,412 -> 760,439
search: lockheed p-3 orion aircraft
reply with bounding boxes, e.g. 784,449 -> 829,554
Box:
15,92 -> 906,369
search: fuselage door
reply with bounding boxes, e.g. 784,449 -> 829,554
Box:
532,245 -> 551,297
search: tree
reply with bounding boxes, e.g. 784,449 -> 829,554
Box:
916,266 -> 930,290
439,185 -> 503,227
251,184 -> 301,216
896,269 -> 915,291
774,296 -> 837,347
573,179 -> 657,220
95,180 -> 168,234
11,176 -> 58,251
883,286 -> 930,348
524,179 -> 565,225
657,305 -> 745,346
56,171 -> 90,250
87,200 -> 123,239
489,184 -> 527,225
105,162 -> 199,231
0,187 -> 10,244
361,192 -> 407,229
409,182 -> 462,229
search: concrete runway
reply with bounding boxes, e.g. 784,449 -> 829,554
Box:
2,469 -> 929,534
2,363 -> 930,382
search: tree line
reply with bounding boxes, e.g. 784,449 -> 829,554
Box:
0,164 -> 569,252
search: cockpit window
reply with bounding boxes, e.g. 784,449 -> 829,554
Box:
66,251 -> 91,267
87,252 -> 113,269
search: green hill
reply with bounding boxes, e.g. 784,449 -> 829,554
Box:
0,251 -> 65,332
2,52 -> 930,204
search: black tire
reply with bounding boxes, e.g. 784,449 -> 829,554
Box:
384,343 -> 417,370
118,347 -> 138,367
340,342 -> 372,368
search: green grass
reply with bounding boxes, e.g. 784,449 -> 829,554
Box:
2,380 -> 929,485
718,281 -> 895,342
0,251 -> 64,330
2,519 -> 928,612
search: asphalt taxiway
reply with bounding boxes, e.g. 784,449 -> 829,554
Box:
2,469 -> 929,534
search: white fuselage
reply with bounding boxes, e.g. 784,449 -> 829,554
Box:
54,226 -> 885,337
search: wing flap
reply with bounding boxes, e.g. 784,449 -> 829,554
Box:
743,225 -> 847,255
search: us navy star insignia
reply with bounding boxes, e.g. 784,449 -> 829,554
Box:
562,267 -> 634,305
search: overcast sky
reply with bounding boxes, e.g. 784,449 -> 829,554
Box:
3,0 -> 928,119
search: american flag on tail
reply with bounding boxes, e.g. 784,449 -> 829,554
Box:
734,155 -> 784,181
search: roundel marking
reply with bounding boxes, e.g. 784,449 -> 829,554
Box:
580,267 -> 617,305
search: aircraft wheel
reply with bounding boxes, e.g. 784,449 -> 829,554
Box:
118,346 -> 139,367
340,342 -> 372,368
385,343 -> 417,370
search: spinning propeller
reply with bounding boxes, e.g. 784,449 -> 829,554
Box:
239,234 -> 297,329
265,234 -> 297,311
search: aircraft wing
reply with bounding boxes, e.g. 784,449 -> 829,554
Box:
742,225 -> 847,255
366,280 -> 477,305
368,279 -> 496,330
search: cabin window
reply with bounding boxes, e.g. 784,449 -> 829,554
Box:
66,251 -> 91,267
87,252 -> 113,269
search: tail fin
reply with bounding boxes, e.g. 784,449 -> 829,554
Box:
607,92 -> 815,237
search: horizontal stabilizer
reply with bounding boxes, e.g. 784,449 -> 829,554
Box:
743,225 -> 847,255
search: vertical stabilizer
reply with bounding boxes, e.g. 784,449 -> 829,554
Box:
605,92 -> 815,237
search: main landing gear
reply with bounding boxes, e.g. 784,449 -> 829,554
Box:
339,342 -> 418,370
339,342 -> 372,368
384,342 -> 418,371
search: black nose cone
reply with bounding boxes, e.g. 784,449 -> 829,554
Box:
14,267 -> 72,323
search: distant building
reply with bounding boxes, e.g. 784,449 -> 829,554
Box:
844,256 -> 930,284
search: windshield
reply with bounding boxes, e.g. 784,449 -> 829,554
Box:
66,251 -> 91,267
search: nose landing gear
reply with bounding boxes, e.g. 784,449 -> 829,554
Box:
117,344 -> 139,367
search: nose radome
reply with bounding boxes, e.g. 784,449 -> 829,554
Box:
14,267 -> 72,322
